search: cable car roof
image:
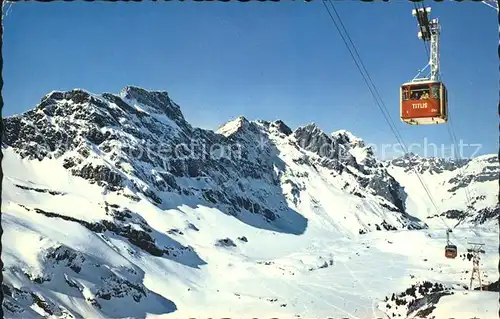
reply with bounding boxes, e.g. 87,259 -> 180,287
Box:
401,80 -> 443,86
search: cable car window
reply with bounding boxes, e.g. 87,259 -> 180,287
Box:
409,85 -> 430,100
430,84 -> 440,99
402,86 -> 411,101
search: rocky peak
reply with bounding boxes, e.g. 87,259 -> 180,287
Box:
296,122 -> 321,134
216,116 -> 253,138
331,129 -> 365,148
272,120 -> 293,136
251,119 -> 293,137
293,123 -> 338,158
119,86 -> 185,125
331,129 -> 375,163
3,86 -> 194,163
36,89 -> 103,116
290,123 -> 372,169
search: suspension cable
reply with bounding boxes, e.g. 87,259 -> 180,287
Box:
413,0 -> 475,227
409,1 -> 476,238
444,91 -> 475,228
321,0 -> 455,232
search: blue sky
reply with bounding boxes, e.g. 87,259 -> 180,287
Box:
3,0 -> 498,159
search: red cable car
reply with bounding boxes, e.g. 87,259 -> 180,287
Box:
400,80 -> 448,125
445,244 -> 457,259
444,228 -> 457,259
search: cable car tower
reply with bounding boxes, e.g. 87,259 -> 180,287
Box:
467,242 -> 485,290
400,6 -> 448,125
412,7 -> 440,82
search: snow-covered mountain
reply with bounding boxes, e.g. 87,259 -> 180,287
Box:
2,87 -> 498,318
386,152 -> 498,227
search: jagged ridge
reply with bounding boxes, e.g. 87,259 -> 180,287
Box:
3,86 -> 426,234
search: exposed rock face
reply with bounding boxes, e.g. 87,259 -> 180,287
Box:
389,152 -> 468,174
381,281 -> 454,318
3,86 -> 424,233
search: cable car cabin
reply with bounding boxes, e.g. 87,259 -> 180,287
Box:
400,80 -> 448,125
445,244 -> 457,259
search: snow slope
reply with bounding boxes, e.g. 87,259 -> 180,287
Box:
429,291 -> 498,319
2,87 -> 498,318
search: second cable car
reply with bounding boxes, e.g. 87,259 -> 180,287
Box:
400,80 -> 448,125
444,228 -> 457,259
445,244 -> 457,258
